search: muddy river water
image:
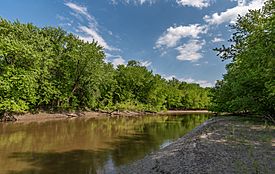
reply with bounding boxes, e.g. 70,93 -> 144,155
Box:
0,114 -> 211,174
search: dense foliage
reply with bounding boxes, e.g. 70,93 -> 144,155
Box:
210,0 -> 275,121
0,18 -> 210,114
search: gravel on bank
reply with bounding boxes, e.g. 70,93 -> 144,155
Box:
118,116 -> 275,174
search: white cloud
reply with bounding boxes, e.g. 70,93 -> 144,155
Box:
106,54 -> 152,68
111,0 -> 156,5
204,0 -> 266,25
64,2 -> 116,51
179,77 -> 213,87
155,24 -> 207,62
140,60 -> 152,67
176,39 -> 205,62
113,0 -> 213,8
105,53 -> 126,67
176,0 -> 211,8
155,24 -> 207,49
56,15 -> 71,22
163,75 -> 177,81
212,37 -> 225,43
112,57 -> 126,67
163,75 -> 213,87
104,52 -> 113,58
56,15 -> 74,27
78,25 -> 112,50
64,2 -> 94,22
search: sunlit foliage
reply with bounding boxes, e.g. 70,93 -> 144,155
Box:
211,0 -> 275,121
0,18 -> 210,114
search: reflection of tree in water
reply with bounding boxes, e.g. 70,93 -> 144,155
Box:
3,114 -> 210,174
8,150 -> 109,174
110,114 -> 211,166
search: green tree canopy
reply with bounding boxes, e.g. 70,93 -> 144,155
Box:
211,0 -> 275,121
0,18 -> 211,115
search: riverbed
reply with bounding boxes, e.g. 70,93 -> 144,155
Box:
0,113 -> 211,174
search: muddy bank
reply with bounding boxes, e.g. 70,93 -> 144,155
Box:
0,110 -> 211,123
118,116 -> 275,174
13,112 -> 100,123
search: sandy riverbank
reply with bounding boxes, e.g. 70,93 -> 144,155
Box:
118,116 -> 275,174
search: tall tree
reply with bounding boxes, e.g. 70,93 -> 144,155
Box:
211,0 -> 275,121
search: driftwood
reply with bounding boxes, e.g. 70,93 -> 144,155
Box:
66,112 -> 85,118
97,109 -> 112,114
110,111 -> 120,116
96,109 -> 118,116
0,112 -> 18,122
97,109 -> 157,116
144,110 -> 157,114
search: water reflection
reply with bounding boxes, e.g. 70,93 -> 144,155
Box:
0,114 -> 211,174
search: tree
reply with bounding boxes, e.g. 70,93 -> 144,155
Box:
0,19 -> 106,113
211,0 -> 275,122
0,18 -> 212,115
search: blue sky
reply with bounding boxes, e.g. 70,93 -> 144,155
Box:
0,0 -> 266,87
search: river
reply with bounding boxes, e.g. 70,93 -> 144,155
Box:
0,113 -> 211,174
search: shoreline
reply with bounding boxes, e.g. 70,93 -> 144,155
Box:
158,110 -> 209,115
118,116 -> 274,174
0,110 -> 211,123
